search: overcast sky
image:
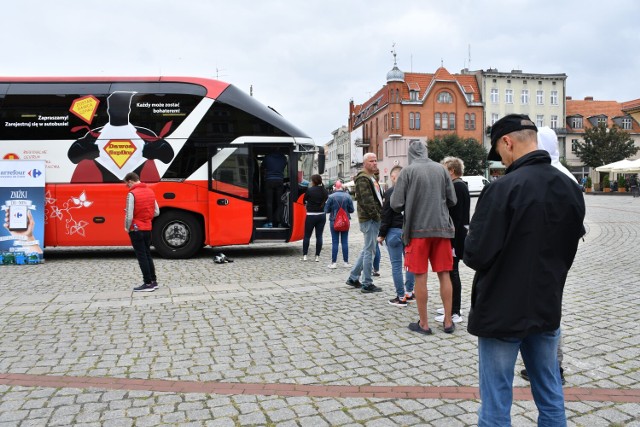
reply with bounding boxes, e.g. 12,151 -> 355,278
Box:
4,0 -> 639,144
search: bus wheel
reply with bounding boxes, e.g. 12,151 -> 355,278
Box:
152,211 -> 203,259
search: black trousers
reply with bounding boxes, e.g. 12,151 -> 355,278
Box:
265,179 -> 284,224
450,257 -> 461,315
129,230 -> 156,284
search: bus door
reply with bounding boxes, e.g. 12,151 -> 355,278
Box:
208,146 -> 253,246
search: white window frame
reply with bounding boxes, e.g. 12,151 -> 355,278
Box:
491,88 -> 499,104
537,90 -> 544,105
536,115 -> 544,127
505,89 -> 513,104
521,89 -> 529,104
551,90 -> 558,105
491,113 -> 499,125
550,115 -> 558,128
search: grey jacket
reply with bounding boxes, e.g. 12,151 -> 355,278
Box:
390,141 -> 456,245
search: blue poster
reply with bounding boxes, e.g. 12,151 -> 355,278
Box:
0,161 -> 45,264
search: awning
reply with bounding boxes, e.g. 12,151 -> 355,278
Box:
595,159 -> 636,172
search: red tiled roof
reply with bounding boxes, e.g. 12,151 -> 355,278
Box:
622,98 -> 640,113
566,99 -> 640,132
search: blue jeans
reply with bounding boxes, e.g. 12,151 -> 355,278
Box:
329,221 -> 349,263
373,244 -> 381,272
478,328 -> 565,427
385,228 -> 414,298
349,220 -> 380,286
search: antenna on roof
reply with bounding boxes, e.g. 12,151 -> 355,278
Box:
391,42 -> 397,66
468,44 -> 471,69
441,58 -> 444,67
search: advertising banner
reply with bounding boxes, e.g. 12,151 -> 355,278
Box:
0,160 -> 45,264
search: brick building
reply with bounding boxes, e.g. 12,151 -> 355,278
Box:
348,57 -> 483,185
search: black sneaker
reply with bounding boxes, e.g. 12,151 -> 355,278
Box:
133,283 -> 156,292
372,271 -> 381,277
405,293 -> 415,302
150,281 -> 159,290
361,284 -> 382,293
346,278 -> 361,288
388,297 -> 408,307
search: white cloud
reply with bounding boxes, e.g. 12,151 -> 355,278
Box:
3,0 -> 639,144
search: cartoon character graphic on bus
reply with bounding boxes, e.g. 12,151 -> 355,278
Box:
67,91 -> 174,183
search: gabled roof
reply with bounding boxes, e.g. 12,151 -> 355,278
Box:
566,99 -> 640,132
351,67 -> 482,128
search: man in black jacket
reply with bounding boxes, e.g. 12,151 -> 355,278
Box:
464,114 -> 585,427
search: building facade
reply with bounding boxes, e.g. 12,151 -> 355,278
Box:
472,68 -> 567,176
323,125 -> 352,185
349,59 -> 483,186
565,97 -> 640,183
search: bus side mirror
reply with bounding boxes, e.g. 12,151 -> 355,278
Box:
317,146 -> 325,175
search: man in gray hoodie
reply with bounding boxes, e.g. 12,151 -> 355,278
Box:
391,140 -> 457,334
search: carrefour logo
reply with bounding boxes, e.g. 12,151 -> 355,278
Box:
28,169 -> 42,178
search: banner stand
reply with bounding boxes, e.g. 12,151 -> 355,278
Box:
0,160 -> 46,264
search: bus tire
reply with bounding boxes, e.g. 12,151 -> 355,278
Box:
152,211 -> 203,259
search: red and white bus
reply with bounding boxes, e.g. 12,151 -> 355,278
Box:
0,77 -> 324,258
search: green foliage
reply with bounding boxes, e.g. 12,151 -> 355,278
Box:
618,175 -> 626,187
427,134 -> 488,175
603,175 -> 610,188
573,124 -> 639,168
586,176 -> 592,188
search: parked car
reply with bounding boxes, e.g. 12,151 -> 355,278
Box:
461,175 -> 490,196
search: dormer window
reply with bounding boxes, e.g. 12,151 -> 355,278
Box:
410,90 -> 419,101
437,91 -> 453,103
569,116 -> 583,129
622,117 -> 632,130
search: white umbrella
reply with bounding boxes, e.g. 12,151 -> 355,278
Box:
621,159 -> 640,173
595,159 -> 636,172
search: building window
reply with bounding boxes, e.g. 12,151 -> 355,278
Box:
396,113 -> 400,130
435,113 -> 441,130
384,114 -> 388,131
390,114 -> 395,130
537,90 -> 544,105
622,117 -> 632,130
597,116 -> 607,126
551,115 -> 558,128
506,89 -> 513,104
437,92 -> 453,103
491,88 -> 499,103
536,115 -> 544,127
409,112 -> 414,130
551,90 -> 558,105
442,113 -> 449,130
521,89 -> 529,104
449,113 -> 454,130
470,113 -> 476,130
570,117 -> 583,129
571,139 -> 579,153
491,113 -> 499,125
410,90 -> 418,101
415,112 -> 421,130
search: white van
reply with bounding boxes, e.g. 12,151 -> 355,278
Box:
461,175 -> 490,196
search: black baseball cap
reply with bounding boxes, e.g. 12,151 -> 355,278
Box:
488,114 -> 538,161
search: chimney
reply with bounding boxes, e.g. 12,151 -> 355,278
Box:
584,96 -> 594,101
566,96 -> 572,100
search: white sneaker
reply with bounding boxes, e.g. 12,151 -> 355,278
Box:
301,255 -> 307,261
315,256 -> 320,262
343,262 -> 352,268
434,313 -> 464,323
327,263 -> 337,269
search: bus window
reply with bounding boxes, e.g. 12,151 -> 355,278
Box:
297,150 -> 315,187
211,147 -> 250,198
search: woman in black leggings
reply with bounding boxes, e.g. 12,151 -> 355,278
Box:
302,174 -> 328,261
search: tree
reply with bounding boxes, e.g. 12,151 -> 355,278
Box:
427,134 -> 488,175
573,124 -> 638,168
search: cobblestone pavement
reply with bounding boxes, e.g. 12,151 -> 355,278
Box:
0,194 -> 639,426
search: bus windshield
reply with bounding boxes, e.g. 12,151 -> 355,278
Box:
297,150 -> 315,186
